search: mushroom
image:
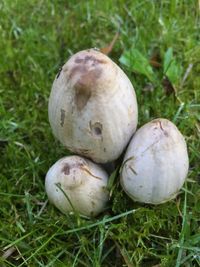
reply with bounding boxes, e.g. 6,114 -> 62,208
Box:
48,49 -> 138,163
120,118 -> 189,204
45,155 -> 109,217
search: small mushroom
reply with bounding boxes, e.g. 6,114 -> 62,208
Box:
120,118 -> 189,204
45,155 -> 109,217
48,49 -> 138,163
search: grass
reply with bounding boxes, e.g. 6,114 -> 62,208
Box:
0,0 -> 200,266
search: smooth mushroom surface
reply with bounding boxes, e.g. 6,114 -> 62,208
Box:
48,49 -> 138,163
45,155 -> 109,217
121,118 -> 189,204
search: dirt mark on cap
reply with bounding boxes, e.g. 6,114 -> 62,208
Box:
69,54 -> 107,111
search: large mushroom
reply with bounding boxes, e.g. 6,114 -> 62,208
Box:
48,49 -> 138,163
120,118 -> 189,204
45,155 -> 109,217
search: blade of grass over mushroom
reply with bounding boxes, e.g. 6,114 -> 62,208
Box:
81,166 -> 102,180
119,47 -> 156,82
119,156 -> 135,173
55,183 -> 77,214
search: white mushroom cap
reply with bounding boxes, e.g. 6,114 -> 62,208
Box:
121,118 -> 189,204
48,49 -> 138,163
45,155 -> 109,217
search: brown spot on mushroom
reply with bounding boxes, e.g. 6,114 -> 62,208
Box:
74,55 -> 107,65
56,67 -> 62,79
60,109 -> 65,127
70,56 -> 103,78
69,54 -> 106,111
85,55 -> 96,62
68,65 -> 85,80
75,57 -> 84,64
61,162 -> 87,176
75,84 -> 92,111
83,55 -> 107,65
72,66 -> 102,111
164,131 -> 169,137
62,164 -> 70,175
93,124 -> 102,136
156,120 -> 169,137
89,121 -> 103,137
158,120 -> 164,131
129,166 -> 138,175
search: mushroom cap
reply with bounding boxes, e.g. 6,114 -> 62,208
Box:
120,118 -> 189,204
48,49 -> 138,163
45,155 -> 109,217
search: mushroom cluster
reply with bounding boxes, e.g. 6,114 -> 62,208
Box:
46,48 -> 189,217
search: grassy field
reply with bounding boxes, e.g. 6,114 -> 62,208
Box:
0,0 -> 200,266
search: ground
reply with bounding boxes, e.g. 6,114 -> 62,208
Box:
0,0 -> 200,266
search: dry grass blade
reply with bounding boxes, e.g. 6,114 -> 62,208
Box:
114,240 -> 134,267
149,50 -> 162,68
181,63 -> 193,87
196,122 -> 200,136
2,247 -> 16,260
100,31 -> 119,55
162,76 -> 176,95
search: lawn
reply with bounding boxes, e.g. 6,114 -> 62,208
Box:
0,0 -> 200,266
